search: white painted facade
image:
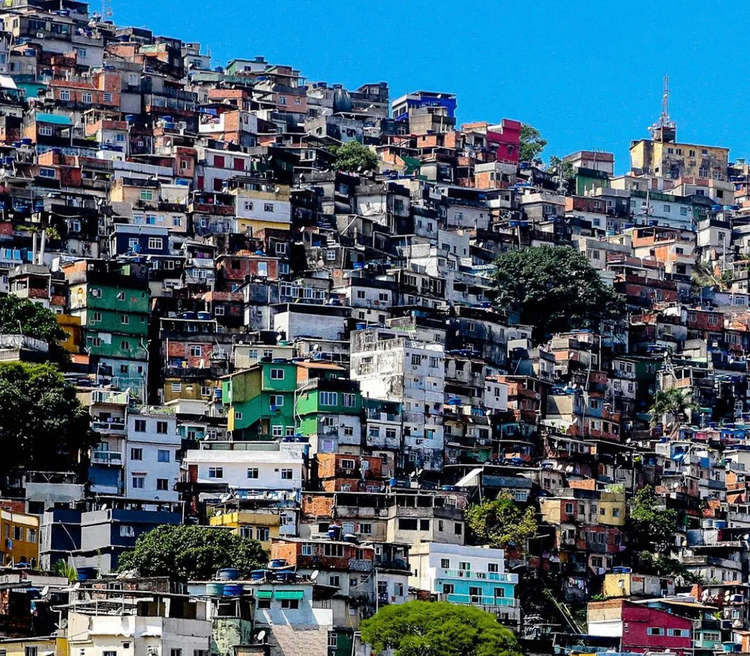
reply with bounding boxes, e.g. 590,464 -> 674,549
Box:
125,410 -> 180,502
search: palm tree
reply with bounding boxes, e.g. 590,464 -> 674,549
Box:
649,388 -> 698,428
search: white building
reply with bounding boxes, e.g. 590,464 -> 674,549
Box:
125,408 -> 180,502
67,588 -> 211,656
351,328 -> 445,471
182,443 -> 304,500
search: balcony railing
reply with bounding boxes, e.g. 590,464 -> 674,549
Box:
441,569 -> 518,583
91,450 -> 123,465
444,593 -> 518,607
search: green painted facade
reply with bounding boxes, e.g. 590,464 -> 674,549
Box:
223,362 -> 298,438
295,381 -> 362,438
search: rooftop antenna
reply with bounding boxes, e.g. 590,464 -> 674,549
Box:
648,74 -> 676,142
101,0 -> 112,21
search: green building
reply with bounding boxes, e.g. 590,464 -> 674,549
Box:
222,361 -> 298,439
64,260 -> 150,400
295,377 -> 363,453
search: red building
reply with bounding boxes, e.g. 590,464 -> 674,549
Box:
587,599 -> 693,655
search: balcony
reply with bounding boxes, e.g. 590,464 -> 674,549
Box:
91,418 -> 126,434
444,593 -> 518,608
91,449 -> 123,466
442,569 -> 518,583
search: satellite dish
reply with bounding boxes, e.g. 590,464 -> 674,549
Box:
310,569 -> 319,582
41,586 -> 49,596
73,582 -> 80,590
256,631 -> 266,642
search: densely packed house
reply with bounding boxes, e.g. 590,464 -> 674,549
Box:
3,2 -> 750,656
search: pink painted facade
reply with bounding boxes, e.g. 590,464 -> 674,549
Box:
487,119 -> 521,164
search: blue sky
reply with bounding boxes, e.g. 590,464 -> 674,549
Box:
113,0 -> 750,174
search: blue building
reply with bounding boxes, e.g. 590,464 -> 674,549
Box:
391,91 -> 457,122
409,542 -> 519,626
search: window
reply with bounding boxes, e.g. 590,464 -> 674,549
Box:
59,89 -> 71,101
270,368 -> 285,380
494,587 -> 505,598
157,421 -> 168,434
148,237 -> 163,250
342,393 -> 356,407
171,650 -> 182,656
190,344 -> 202,357
104,652 -> 117,656
235,411 -> 243,420
647,627 -> 664,636
459,561 -> 471,571
488,563 -> 499,573
257,598 -> 271,609
442,583 -> 454,594
264,203 -> 274,212
302,543 -> 314,556
140,190 -> 153,201
328,633 -> 338,648
360,523 -> 372,534
157,449 -> 170,463
130,448 -> 143,461
469,586 -> 482,602
320,391 -> 338,406
455,523 -> 462,535
247,468 -> 259,479
668,629 -> 688,637
328,575 -> 340,587
39,167 -> 56,178
271,394 -> 284,408
398,518 -> 418,530
131,476 -> 144,489
82,92 -> 93,104
256,527 -> 270,541
156,478 -> 169,491
420,519 -> 430,531
103,92 -> 113,103
440,558 -> 450,568
281,469 -> 293,480
272,425 -> 283,437
208,467 -> 223,479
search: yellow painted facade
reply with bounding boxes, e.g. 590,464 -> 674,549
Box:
0,637 -> 57,656
235,218 -> 291,234
55,314 -> 82,353
209,510 -> 281,551
630,138 -> 729,180
0,509 -> 39,566
162,377 -> 221,403
598,491 -> 626,527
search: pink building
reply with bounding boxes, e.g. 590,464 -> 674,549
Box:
487,119 -> 522,164
587,600 -> 693,656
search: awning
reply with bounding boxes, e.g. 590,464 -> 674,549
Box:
274,590 -> 304,600
256,589 -> 272,599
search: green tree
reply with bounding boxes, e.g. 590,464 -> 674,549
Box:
117,524 -> 267,581
548,156 -> 576,193
519,124 -> 547,162
465,493 -> 537,552
53,559 -> 78,582
0,362 -> 91,477
330,141 -> 378,173
0,295 -> 66,343
628,485 -> 679,553
493,246 -> 624,343
361,601 -> 522,656
649,388 -> 697,428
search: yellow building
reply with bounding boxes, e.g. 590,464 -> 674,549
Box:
630,137 -> 729,181
0,636 -> 58,656
0,510 -> 39,567
603,571 -> 674,598
162,377 -> 221,403
209,510 -> 281,551
0,509 -> 39,567
597,490 -> 626,527
230,183 -> 291,235
56,313 -> 82,354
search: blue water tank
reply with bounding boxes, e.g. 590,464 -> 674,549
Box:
217,567 -> 240,580
223,584 -> 244,596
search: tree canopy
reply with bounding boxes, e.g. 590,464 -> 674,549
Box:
0,295 -> 66,343
628,485 -> 679,553
0,362 -> 91,477
493,246 -> 624,343
330,141 -> 378,173
519,124 -> 547,162
465,493 -> 537,552
360,601 -> 523,656
117,524 -> 267,581
649,388 -> 697,428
